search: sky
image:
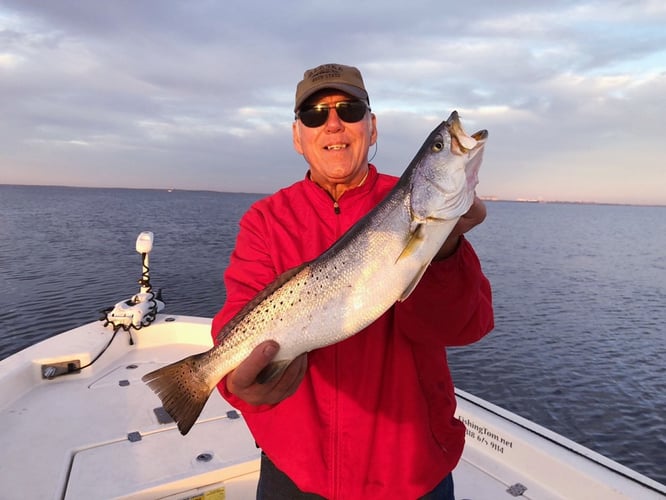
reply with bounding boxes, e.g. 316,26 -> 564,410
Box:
1,1 -> 665,206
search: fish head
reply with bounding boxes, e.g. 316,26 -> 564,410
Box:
409,111 -> 488,221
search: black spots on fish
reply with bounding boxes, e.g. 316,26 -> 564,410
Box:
286,288 -> 303,306
234,286 -> 305,332
309,267 -> 331,291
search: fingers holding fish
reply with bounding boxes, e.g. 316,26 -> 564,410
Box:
434,196 -> 487,260
456,195 -> 487,235
226,340 -> 308,406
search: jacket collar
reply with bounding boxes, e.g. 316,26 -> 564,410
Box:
303,164 -> 379,207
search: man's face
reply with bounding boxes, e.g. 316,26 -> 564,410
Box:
292,91 -> 377,192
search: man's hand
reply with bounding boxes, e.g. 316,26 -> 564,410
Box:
434,195 -> 487,260
226,340 -> 307,406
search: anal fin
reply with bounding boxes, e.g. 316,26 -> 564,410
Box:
256,359 -> 292,384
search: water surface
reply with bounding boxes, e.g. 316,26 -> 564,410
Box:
1,186 -> 664,484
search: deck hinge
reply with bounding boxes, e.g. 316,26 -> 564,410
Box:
507,483 -> 527,496
127,431 -> 142,442
153,406 -> 174,424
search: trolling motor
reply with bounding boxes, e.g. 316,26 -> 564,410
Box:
102,231 -> 166,332
44,232 -> 167,379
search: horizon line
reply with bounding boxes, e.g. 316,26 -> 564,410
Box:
1,183 -> 664,208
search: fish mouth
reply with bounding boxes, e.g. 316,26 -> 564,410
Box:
443,110 -> 488,196
448,111 -> 488,155
472,130 -> 489,141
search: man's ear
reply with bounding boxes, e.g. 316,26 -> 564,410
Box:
292,121 -> 304,154
369,113 -> 377,145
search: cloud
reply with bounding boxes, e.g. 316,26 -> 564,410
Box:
1,0 -> 664,204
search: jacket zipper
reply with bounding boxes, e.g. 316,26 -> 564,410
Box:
333,200 -> 340,214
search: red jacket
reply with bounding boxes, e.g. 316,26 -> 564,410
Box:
212,164 -> 493,499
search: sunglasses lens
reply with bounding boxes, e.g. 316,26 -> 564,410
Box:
298,101 -> 368,128
337,101 -> 368,123
298,107 -> 329,128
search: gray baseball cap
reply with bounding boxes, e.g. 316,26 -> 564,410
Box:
294,63 -> 369,112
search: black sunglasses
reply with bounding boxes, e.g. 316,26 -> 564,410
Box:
296,100 -> 370,128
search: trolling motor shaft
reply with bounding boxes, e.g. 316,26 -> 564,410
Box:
103,231 -> 165,330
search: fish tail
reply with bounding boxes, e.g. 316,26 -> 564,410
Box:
142,354 -> 214,435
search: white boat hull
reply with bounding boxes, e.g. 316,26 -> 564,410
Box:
0,315 -> 663,499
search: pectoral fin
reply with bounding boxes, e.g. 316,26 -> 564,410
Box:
396,223 -> 426,263
395,222 -> 430,301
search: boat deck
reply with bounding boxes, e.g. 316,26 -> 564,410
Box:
0,316 -> 257,499
1,315 -> 663,499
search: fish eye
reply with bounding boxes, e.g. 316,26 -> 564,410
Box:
431,136 -> 444,152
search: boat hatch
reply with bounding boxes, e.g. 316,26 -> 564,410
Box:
65,416 -> 260,499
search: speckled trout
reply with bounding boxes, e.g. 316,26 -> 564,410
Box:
143,111 -> 488,435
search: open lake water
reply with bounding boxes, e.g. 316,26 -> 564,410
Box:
1,184 -> 664,484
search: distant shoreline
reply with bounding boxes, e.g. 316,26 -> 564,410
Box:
0,183 -> 266,198
478,196 -> 665,209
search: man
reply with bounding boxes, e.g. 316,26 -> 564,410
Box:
212,63 -> 493,499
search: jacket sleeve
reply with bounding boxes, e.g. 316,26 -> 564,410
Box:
395,236 -> 494,347
211,206 -> 280,413
212,206 -> 276,335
